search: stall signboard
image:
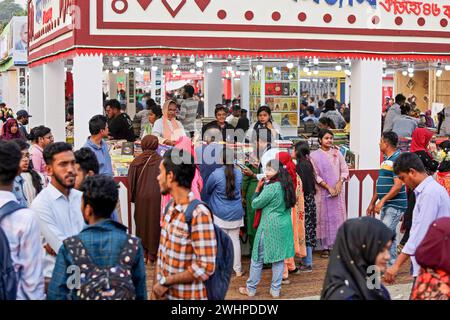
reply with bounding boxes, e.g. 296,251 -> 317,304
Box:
90,0 -> 450,54
28,0 -> 450,65
0,17 -> 28,67
13,17 -> 28,65
28,0 -> 77,47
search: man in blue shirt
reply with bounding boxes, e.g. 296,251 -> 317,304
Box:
83,115 -> 114,177
47,175 -> 147,300
303,106 -> 319,124
367,132 -> 407,266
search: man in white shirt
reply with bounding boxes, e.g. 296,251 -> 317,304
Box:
384,152 -> 450,285
31,142 -> 85,281
0,140 -> 45,300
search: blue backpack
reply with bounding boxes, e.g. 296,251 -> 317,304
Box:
165,199 -> 234,300
0,201 -> 26,300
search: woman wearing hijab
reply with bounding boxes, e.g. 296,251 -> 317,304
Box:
1,118 -> 23,140
128,135 -> 162,264
321,217 -> 394,300
152,100 -> 186,145
277,152 -> 306,282
411,217 -> 450,300
410,127 -> 439,175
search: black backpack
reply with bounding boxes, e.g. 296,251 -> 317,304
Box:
0,201 -> 26,300
164,199 -> 234,300
63,235 -> 139,300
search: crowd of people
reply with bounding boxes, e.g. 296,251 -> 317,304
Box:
0,85 -> 449,301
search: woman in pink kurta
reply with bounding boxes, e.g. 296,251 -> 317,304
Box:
310,129 -> 349,258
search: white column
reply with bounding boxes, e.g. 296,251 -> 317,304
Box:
350,60 -> 383,169
204,65 -> 222,117
29,65 -> 44,128
107,72 -> 118,99
43,61 -> 66,142
240,71 -> 250,115
73,55 -> 103,150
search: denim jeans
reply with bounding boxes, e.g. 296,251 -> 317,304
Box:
380,205 -> 404,266
247,233 -> 284,296
302,246 -> 313,267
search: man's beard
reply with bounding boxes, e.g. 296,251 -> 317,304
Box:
160,183 -> 170,196
53,173 -> 75,190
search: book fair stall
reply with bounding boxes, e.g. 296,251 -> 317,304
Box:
26,0 -> 450,233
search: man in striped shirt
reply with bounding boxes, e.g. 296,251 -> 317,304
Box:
153,148 -> 216,300
367,131 -> 407,266
179,85 -> 199,138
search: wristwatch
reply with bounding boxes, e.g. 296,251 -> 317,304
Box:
159,275 -> 169,287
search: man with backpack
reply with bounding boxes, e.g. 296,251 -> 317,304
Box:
47,175 -> 147,300
0,140 -> 45,300
154,148 -> 232,300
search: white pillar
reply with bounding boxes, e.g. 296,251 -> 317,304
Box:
107,72 -> 118,100
73,55 -> 103,150
204,65 -> 222,117
350,60 -> 383,169
43,61 -> 66,142
29,65 -> 44,128
240,72 -> 250,115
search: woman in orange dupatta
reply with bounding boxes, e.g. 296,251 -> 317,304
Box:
277,152 -> 306,283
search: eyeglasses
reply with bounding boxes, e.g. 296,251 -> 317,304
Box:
44,135 -> 54,141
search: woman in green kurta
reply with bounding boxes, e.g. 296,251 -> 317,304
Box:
241,163 -> 259,251
239,160 -> 296,298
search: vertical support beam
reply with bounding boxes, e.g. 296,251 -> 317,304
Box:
73,55 -> 103,150
350,60 -> 383,169
204,65 -> 222,117
240,71 -> 250,114
29,65 -> 44,128
107,72 -> 118,100
43,60 -> 66,142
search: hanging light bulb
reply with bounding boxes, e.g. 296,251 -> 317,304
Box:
335,64 -> 342,71
140,59 -> 145,65
313,67 -> 319,75
190,68 -> 196,74
124,56 -> 130,63
407,65 -> 414,73
124,68 -> 130,74
104,69 -> 110,74
445,65 -> 450,71
313,58 -> 319,65
135,67 -> 142,73
112,60 -> 120,68
436,69 -> 443,77
189,55 -> 195,63
402,70 -> 408,76
112,69 -> 118,74
227,65 -> 233,72
241,71 -> 246,76
206,63 -> 213,73
256,64 -> 264,71
303,66 -> 310,73
408,72 -> 414,78
171,63 -> 178,70
235,70 -> 241,76
286,62 -> 294,69
151,65 -> 158,72
196,60 -> 204,68
344,69 -> 351,76
307,71 -> 312,76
